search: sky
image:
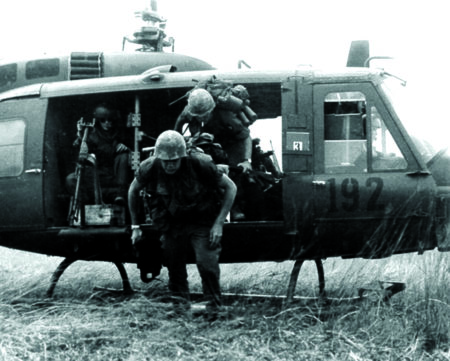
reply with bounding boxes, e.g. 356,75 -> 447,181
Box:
0,0 -> 449,145
1,0 -> 448,71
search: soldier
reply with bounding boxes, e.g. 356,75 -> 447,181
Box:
175,88 -> 253,172
175,88 -> 253,220
66,103 -> 130,205
128,130 -> 236,315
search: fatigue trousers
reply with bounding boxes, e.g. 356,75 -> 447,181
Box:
161,224 -> 222,309
66,152 -> 129,203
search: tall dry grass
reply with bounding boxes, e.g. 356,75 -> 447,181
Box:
0,247 -> 448,360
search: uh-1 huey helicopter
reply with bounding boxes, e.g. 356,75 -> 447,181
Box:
0,2 -> 449,301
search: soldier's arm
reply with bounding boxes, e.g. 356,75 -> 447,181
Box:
237,135 -> 253,173
128,178 -> 146,245
174,109 -> 189,133
209,173 -> 237,247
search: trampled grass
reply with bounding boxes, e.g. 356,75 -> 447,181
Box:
0,247 -> 448,360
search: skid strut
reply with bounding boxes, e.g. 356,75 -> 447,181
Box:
46,258 -> 133,297
286,259 -> 325,303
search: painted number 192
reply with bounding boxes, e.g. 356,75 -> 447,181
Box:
328,177 -> 384,212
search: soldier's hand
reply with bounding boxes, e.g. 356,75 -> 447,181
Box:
131,228 -> 143,247
76,119 -> 83,131
76,119 -> 83,138
237,160 -> 252,174
116,143 -> 129,153
216,164 -> 229,175
209,223 -> 223,249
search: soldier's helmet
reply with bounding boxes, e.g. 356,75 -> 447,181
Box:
93,103 -> 115,122
154,130 -> 187,160
186,88 -> 215,117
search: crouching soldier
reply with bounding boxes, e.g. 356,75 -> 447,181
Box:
128,130 -> 236,315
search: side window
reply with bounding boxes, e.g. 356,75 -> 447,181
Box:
0,120 -> 26,177
370,106 -> 407,171
26,58 -> 60,79
324,92 -> 367,173
0,63 -> 17,88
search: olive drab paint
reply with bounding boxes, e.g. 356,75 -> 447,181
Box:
0,43 -> 448,297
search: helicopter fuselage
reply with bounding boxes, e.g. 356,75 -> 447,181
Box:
0,62 -> 449,292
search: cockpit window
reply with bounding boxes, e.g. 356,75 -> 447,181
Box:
323,92 -> 406,173
369,106 -> 407,171
0,119 -> 25,177
324,92 -> 367,173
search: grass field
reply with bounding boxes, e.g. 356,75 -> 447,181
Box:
0,246 -> 449,361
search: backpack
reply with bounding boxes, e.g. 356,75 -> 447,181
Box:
191,76 -> 257,125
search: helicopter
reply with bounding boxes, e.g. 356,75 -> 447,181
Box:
0,4 -> 449,301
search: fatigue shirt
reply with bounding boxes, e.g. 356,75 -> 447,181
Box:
136,153 -> 223,229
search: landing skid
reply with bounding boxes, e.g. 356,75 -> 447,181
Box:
46,258 -> 133,297
285,258 -> 405,304
358,281 -> 406,302
286,259 -> 325,303
46,257 -> 405,303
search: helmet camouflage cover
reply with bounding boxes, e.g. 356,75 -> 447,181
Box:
186,88 -> 216,117
154,130 -> 187,160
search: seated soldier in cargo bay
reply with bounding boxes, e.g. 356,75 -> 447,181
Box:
66,103 -> 131,207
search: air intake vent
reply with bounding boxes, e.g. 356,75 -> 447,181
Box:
69,52 -> 103,80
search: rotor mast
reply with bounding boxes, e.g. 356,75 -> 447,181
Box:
122,0 -> 174,52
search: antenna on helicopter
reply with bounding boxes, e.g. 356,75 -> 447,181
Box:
122,0 -> 174,52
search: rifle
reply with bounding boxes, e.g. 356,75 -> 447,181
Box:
68,117 -> 96,226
